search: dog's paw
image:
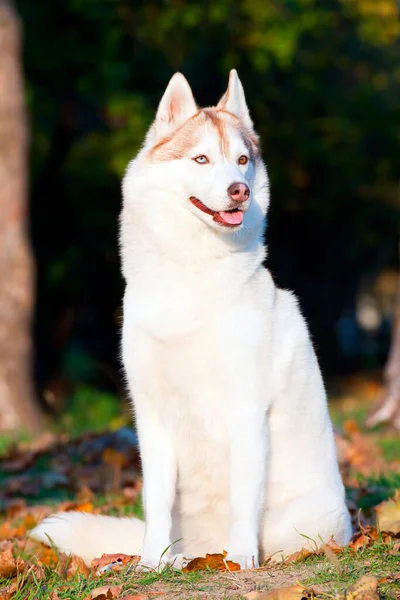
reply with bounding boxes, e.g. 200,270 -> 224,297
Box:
225,554 -> 259,570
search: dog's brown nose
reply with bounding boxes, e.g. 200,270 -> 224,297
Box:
227,182 -> 250,203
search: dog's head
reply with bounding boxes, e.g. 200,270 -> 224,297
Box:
124,71 -> 269,241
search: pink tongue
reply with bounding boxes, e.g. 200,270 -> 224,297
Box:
219,210 -> 244,225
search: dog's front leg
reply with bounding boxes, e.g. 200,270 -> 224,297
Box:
136,407 -> 177,569
226,407 -> 268,569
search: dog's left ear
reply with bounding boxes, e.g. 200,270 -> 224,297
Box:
217,70 -> 253,131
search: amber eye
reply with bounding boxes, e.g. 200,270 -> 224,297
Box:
193,155 -> 209,164
238,155 -> 248,165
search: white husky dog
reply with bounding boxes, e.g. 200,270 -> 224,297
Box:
32,71 -> 351,569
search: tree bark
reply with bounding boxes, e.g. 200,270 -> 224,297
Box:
0,0 -> 42,432
366,262 -> 400,430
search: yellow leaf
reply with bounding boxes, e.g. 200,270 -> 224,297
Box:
375,490 -> 400,534
344,575 -> 379,600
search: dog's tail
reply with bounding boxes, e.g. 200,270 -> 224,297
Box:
30,512 -> 145,565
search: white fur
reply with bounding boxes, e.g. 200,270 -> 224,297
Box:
31,512 -> 145,566
31,70 -> 351,568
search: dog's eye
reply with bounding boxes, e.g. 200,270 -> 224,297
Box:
238,155 -> 248,165
193,155 -> 209,164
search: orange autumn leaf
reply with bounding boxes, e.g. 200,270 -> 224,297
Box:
284,548 -> 313,563
73,501 -> 94,513
59,500 -> 95,513
323,538 -> 344,554
5,499 -> 26,519
91,553 -> 140,575
23,514 -> 37,530
36,545 -> 63,567
84,584 -> 123,600
0,548 -> 25,578
57,554 -> 90,579
0,522 -> 26,540
183,552 -> 240,572
340,420 -> 387,475
349,526 -> 399,552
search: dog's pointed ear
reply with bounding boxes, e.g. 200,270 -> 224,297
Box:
217,70 -> 253,130
153,73 -> 197,139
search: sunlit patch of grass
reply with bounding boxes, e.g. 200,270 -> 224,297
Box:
58,385 -> 129,436
378,436 -> 400,462
302,542 -> 399,599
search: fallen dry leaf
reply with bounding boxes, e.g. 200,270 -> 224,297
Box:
244,584 -> 315,600
341,575 -> 379,600
34,545 -> 62,567
0,548 -> 25,578
0,522 -> 26,540
91,553 -> 140,575
340,420 -> 386,475
84,585 -> 123,600
320,543 -> 341,569
66,554 -> 90,579
50,591 -> 60,600
375,489 -> 400,533
58,500 -> 95,513
5,498 -> 27,519
388,540 -> 400,554
56,553 -> 90,579
0,579 -> 18,600
26,563 -> 45,582
284,548 -> 313,563
349,526 -> 400,551
183,552 -> 241,572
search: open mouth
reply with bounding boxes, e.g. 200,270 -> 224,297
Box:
189,197 -> 244,227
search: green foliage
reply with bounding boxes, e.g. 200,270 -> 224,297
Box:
59,386 -> 127,436
16,0 -> 400,390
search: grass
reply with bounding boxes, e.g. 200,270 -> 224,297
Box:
3,542 -> 399,599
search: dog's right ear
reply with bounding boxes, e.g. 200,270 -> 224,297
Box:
151,73 -> 197,141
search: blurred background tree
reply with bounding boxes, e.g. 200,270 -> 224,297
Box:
0,0 -> 41,432
2,0 -> 398,429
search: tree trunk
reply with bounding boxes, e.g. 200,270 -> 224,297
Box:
0,0 -> 42,432
366,263 -> 400,430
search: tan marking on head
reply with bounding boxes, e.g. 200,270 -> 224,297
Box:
202,108 -> 230,155
148,110 -> 206,161
147,106 -> 260,162
214,108 -> 261,160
